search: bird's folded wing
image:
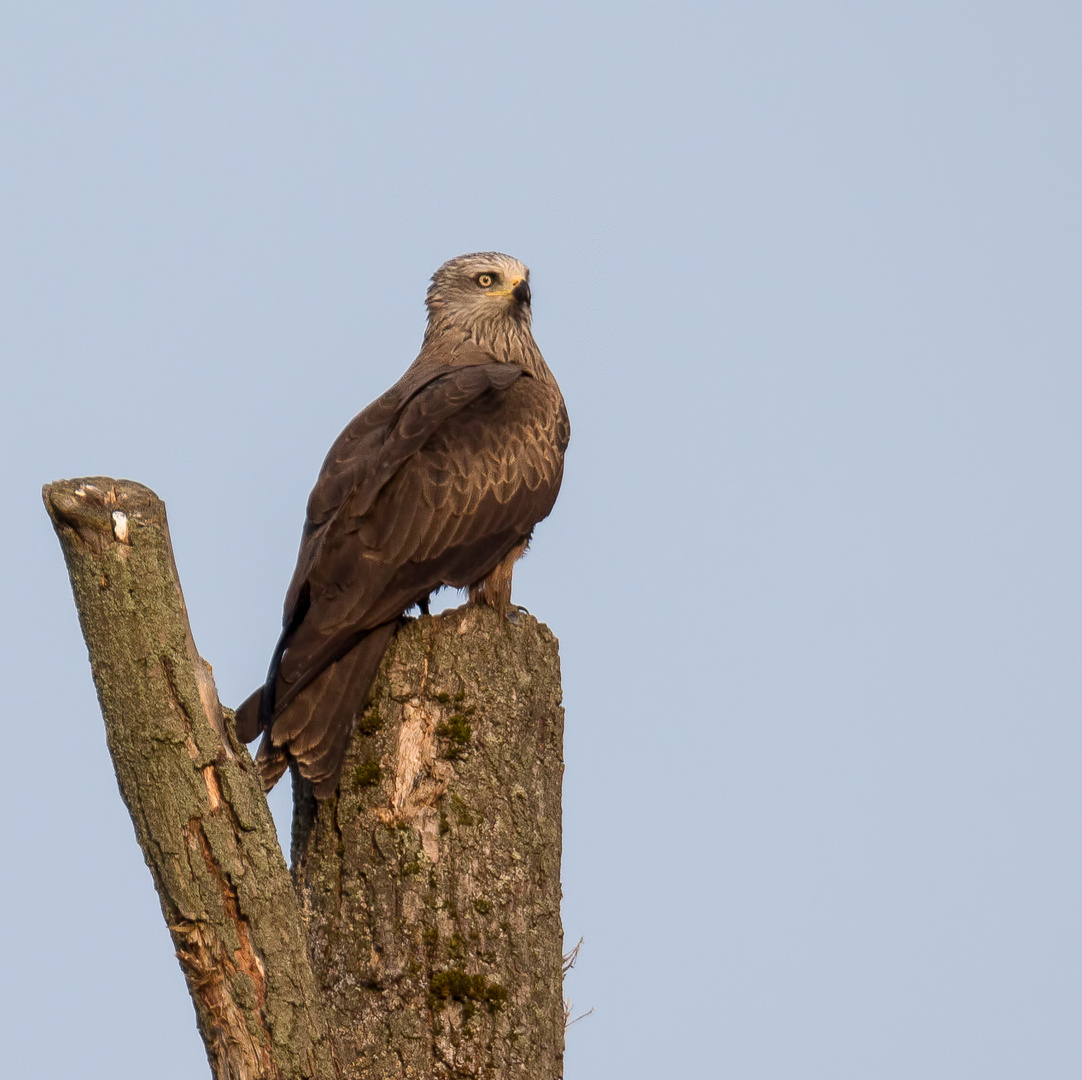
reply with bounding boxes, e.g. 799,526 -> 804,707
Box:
274,373 -> 566,700
281,361 -> 523,620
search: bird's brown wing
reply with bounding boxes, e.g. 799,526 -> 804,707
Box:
343,372 -> 569,622
237,360 -> 567,797
281,338 -> 499,619
274,364 -> 566,707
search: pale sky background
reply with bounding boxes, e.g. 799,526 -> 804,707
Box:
3,3 -> 1080,1077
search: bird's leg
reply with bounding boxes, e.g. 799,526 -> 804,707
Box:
468,539 -> 530,615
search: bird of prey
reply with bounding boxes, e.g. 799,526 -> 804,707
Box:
235,252 -> 569,797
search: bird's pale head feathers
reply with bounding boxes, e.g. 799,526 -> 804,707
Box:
425,252 -> 533,336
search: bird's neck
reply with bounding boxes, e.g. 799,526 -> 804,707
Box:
422,318 -> 553,382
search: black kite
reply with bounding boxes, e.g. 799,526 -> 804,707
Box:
235,253 -> 570,797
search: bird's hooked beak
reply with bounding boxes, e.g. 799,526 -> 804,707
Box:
511,278 -> 531,306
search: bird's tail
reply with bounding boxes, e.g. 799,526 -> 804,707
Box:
236,622 -> 397,798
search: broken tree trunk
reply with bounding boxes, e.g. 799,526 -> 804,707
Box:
292,607 -> 566,1078
44,477 -> 566,1080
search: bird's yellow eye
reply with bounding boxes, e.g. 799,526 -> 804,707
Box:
477,273 -> 494,288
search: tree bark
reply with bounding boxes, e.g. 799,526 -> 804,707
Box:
44,478 -> 338,1079
44,477 -> 566,1080
292,606 -> 566,1079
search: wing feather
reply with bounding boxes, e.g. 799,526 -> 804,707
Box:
253,353 -> 567,797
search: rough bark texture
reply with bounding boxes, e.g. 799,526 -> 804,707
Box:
45,477 -> 566,1080
44,478 -> 338,1080
293,607 -> 565,1080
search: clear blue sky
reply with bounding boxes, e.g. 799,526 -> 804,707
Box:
3,4 -> 1080,1077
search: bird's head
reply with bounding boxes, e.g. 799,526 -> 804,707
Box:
425,252 -> 533,338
